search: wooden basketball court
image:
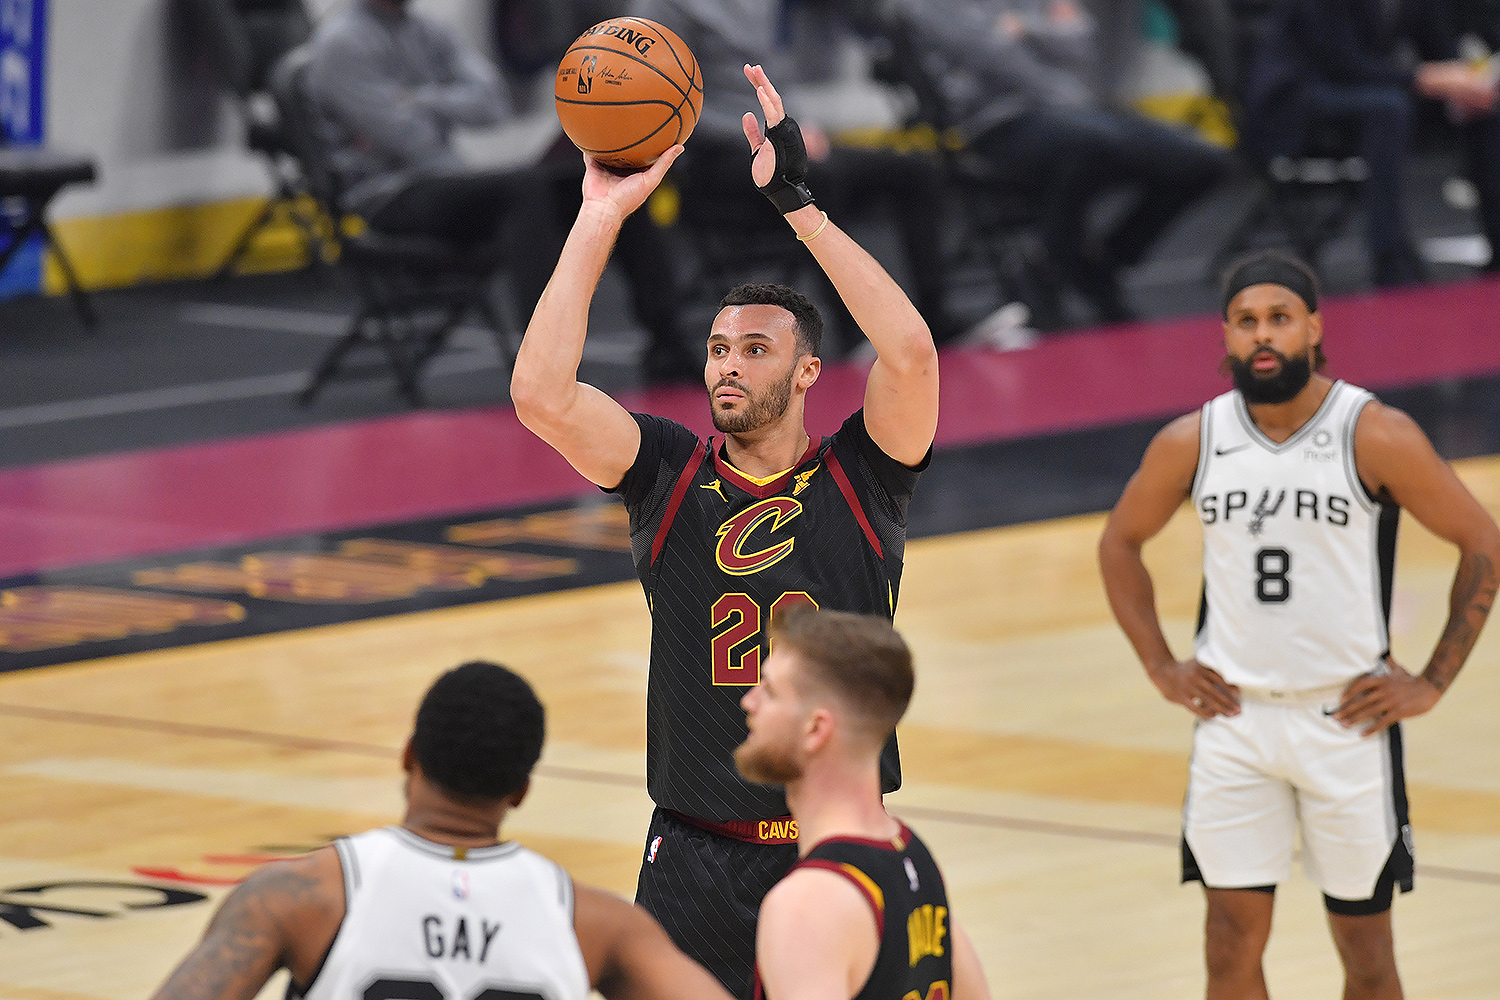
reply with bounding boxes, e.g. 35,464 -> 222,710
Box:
2,457 -> 1495,1000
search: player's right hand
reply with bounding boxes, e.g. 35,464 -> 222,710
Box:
1148,658 -> 1241,719
580,145 -> 683,225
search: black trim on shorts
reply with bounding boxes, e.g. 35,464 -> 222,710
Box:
1181,837 -> 1276,893
1323,833 -> 1414,915
1323,723 -> 1415,916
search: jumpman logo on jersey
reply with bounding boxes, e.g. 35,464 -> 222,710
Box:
791,465 -> 819,497
700,479 -> 727,501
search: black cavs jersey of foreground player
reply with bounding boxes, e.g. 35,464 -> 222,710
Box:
755,826 -> 954,1000
611,408 -> 924,821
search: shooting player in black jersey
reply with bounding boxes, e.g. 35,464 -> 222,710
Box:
736,607 -> 990,1000
510,64 -> 939,999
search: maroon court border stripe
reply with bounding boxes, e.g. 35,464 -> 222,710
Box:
3,278 -> 1500,578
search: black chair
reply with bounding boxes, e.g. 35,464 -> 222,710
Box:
182,0 -> 323,278
871,14 -> 1059,326
270,46 -> 518,407
1210,0 -> 1367,272
0,145 -> 99,329
669,146 -> 807,308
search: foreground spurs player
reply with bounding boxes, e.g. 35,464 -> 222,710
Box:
150,662 -> 733,1000
736,607 -> 990,1000
1098,250 -> 1500,1000
510,65 -> 937,997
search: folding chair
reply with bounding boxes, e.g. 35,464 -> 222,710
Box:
871,13 -> 1059,326
0,145 -> 99,329
183,0 -> 324,278
269,46 -> 519,408
1211,0 -> 1367,272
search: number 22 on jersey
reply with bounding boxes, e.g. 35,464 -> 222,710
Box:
711,591 -> 818,685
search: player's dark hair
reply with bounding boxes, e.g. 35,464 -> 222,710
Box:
769,606 -> 914,740
412,661 -> 545,803
1220,249 -> 1327,371
720,282 -> 823,358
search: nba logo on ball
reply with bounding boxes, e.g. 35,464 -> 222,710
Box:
555,18 -> 703,170
647,835 -> 663,863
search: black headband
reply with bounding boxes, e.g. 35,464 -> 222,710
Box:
1221,258 -> 1318,317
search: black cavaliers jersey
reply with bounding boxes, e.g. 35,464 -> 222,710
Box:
609,409 -> 926,821
755,825 -> 953,1000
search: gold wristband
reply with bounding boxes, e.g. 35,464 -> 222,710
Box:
795,210 -> 831,243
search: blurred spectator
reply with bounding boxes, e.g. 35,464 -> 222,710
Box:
1243,0 -> 1500,285
490,0 -> 699,380
892,0 -> 1232,324
633,0 -> 997,348
311,0 -> 697,382
305,0 -> 560,319
1087,0 -> 1237,105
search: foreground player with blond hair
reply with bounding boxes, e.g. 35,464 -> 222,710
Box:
736,607 -> 990,1000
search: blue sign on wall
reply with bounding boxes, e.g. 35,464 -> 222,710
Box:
0,0 -> 47,297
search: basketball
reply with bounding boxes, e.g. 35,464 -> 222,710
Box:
554,18 -> 703,170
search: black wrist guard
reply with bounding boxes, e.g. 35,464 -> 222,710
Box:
755,117 -> 816,214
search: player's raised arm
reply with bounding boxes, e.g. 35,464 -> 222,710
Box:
150,850 -> 343,1000
1334,402 -> 1500,733
510,149 -> 683,488
1099,411 -> 1241,719
741,64 -> 938,468
571,882 -> 737,1000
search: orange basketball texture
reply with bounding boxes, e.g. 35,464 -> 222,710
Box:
554,18 -> 703,169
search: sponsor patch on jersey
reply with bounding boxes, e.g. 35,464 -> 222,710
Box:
647,835 -> 662,863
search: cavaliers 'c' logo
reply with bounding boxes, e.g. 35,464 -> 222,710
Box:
715,497 -> 803,576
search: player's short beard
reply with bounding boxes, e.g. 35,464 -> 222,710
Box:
1226,348 -> 1313,405
734,737 -> 804,786
711,362 -> 798,434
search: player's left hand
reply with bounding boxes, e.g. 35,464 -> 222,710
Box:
1332,658 -> 1442,736
742,63 -> 787,188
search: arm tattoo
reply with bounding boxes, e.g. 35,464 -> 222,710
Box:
152,862 -> 324,1000
1424,551 -> 1498,693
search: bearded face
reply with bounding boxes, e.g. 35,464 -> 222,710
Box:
710,358 -> 798,434
1226,346 -> 1313,404
733,731 -> 804,786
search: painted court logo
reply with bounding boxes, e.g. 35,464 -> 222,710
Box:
647,836 -> 662,863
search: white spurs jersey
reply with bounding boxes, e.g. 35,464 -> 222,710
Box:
1191,380 -> 1399,690
295,827 -> 589,1000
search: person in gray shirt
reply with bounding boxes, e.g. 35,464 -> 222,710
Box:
890,0 -> 1231,323
307,0 -> 699,378
305,0 -> 559,318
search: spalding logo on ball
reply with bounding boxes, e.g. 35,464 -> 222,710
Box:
555,18 -> 703,170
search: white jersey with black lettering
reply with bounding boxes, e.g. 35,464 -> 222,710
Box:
1191,380 -> 1399,691
296,827 -> 589,1000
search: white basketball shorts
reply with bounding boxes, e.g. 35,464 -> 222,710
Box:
1181,691 -> 1414,910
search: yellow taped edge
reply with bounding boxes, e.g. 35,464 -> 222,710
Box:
40,195 -> 322,294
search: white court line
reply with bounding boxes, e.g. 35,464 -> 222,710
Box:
0,372 -> 310,430
178,301 -> 348,337
0,298 -> 658,430
180,301 -> 644,363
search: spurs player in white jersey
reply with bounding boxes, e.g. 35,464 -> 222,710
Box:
1099,250 -> 1500,1000
149,662 -> 734,1000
